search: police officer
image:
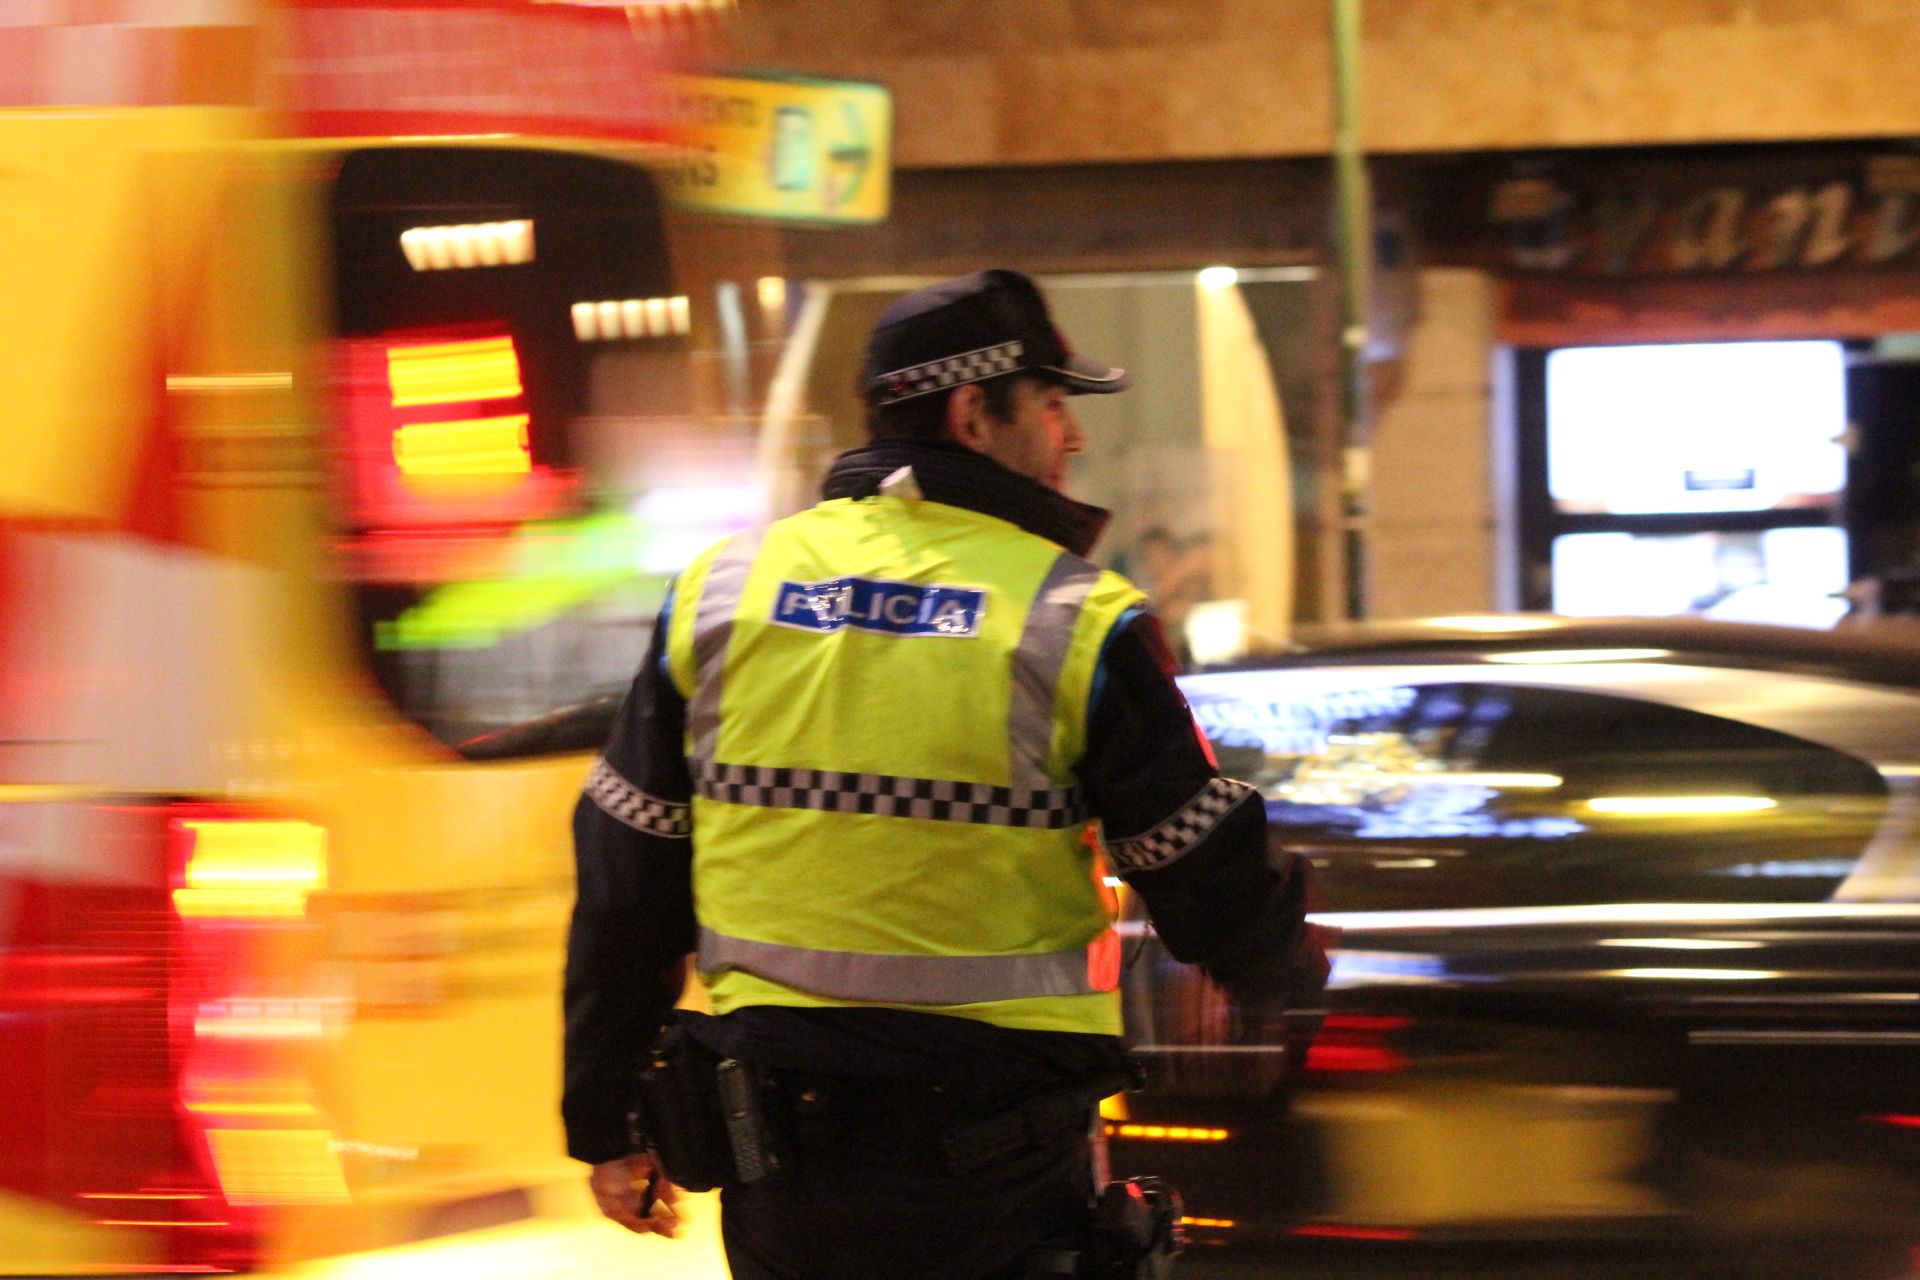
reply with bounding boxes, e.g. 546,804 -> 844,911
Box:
564,269 -> 1328,1279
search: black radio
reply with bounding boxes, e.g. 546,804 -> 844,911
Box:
633,1023 -> 786,1191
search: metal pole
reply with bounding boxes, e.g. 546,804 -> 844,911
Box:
1329,0 -> 1373,620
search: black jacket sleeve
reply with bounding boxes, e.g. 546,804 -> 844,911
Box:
562,608 -> 698,1164
1081,612 -> 1331,1007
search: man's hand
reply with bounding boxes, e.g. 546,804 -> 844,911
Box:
590,1152 -> 681,1237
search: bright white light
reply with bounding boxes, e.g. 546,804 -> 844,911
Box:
1586,795 -> 1777,816
1184,599 -> 1248,666
1425,615 -> 1556,633
572,296 -> 693,341
633,485 -> 768,573
1197,266 -> 1239,290
1701,527 -> 1853,628
499,219 -> 535,264
1597,937 -> 1765,951
1551,527 -> 1849,625
296,1189 -> 729,1280
399,220 -> 534,272
1606,967 -> 1783,981
1545,341 -> 1846,515
1310,769 -> 1563,790
1309,903 -> 1920,931
635,484 -> 766,527
1484,648 -> 1670,665
194,998 -> 336,1040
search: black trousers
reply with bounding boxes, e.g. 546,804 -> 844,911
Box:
717,1071 -> 1095,1280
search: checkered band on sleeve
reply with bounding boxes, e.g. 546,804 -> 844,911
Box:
1107,777 -> 1257,873
694,761 -> 1087,829
584,758 -> 692,838
872,341 -> 1024,406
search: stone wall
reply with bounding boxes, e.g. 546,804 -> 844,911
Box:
731,0 -> 1920,167
1366,268 -> 1501,618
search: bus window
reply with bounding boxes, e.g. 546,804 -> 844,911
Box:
329,148 -> 743,757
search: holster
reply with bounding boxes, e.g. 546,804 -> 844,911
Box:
632,1022 -> 735,1192
1084,1176 -> 1185,1279
1020,1176 -> 1185,1280
632,1021 -> 787,1192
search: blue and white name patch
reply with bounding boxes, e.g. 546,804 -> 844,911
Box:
772,577 -> 986,637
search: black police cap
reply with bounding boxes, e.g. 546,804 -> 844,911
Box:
860,269 -> 1130,408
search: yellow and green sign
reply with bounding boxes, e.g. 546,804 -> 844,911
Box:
663,73 -> 892,225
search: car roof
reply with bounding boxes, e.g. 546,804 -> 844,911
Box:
1209,615 -> 1920,692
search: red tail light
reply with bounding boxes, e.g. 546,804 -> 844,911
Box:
1301,1014 -> 1412,1075
169,806 -> 347,1218
337,330 -> 575,530
0,800 -> 337,1273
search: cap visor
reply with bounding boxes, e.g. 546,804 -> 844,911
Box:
1042,354 -> 1130,395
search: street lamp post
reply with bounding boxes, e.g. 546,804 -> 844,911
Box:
1329,0 -> 1373,620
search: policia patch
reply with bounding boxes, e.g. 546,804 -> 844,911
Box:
772,576 -> 986,637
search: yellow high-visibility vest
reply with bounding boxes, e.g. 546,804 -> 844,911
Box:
665,493 -> 1146,1035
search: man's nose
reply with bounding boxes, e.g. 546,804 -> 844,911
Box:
1062,409 -> 1086,455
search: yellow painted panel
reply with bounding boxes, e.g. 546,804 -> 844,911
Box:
0,107 -> 264,521
0,1192 -> 155,1275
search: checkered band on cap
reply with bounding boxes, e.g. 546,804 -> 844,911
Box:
695,761 -> 1087,829
1107,777 -> 1256,873
585,758 -> 692,838
872,341 -> 1025,406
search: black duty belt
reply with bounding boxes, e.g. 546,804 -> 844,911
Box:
943,1064 -> 1141,1174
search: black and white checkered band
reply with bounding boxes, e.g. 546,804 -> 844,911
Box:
1107,777 -> 1256,873
871,341 -> 1024,406
695,761 -> 1087,829
585,758 -> 692,839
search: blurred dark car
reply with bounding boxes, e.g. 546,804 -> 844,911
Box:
1110,616 -> 1920,1280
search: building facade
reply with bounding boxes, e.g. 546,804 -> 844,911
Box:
720,0 -> 1920,630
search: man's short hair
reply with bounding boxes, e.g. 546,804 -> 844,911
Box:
864,371 -> 1038,442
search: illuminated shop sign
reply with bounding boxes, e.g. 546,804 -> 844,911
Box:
1485,152 -> 1920,275
662,73 -> 892,225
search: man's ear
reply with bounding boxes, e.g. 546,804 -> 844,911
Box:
945,384 -> 990,452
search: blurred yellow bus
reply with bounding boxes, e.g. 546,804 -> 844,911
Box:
0,5 -> 761,1275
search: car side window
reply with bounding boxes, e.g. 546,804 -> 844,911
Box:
1188,679 -> 1889,911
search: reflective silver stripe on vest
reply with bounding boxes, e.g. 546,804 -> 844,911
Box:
695,761 -> 1087,828
1007,553 -> 1101,792
699,925 -> 1110,1004
686,527 -> 766,764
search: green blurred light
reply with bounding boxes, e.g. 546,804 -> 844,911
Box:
375,511 -> 662,651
